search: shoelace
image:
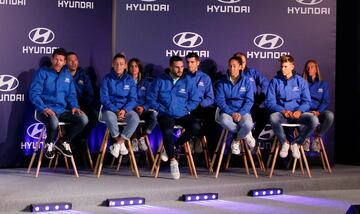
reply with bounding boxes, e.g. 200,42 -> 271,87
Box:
47,143 -> 54,151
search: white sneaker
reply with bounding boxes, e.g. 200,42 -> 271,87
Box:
160,148 -> 168,162
231,140 -> 240,155
243,132 -> 256,149
119,143 -> 128,155
279,142 -> 290,158
291,143 -> 300,159
311,138 -> 320,153
110,143 -> 120,158
132,138 -> 139,152
303,138 -> 310,152
170,159 -> 180,180
138,137 -> 148,151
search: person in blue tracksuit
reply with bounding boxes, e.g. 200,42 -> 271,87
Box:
29,48 -> 88,159
100,53 -> 140,158
66,52 -> 98,159
147,55 -> 201,180
302,59 -> 334,152
233,52 -> 269,140
128,58 -> 156,152
215,56 -> 256,155
265,55 -> 318,159
185,52 -> 214,153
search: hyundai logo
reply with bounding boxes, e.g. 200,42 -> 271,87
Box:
0,75 -> 19,92
217,0 -> 241,3
173,32 -> 203,48
253,33 -> 284,50
27,123 -> 45,140
28,27 -> 55,45
295,0 -> 323,5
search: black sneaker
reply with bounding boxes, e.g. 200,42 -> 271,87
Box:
44,143 -> 55,159
55,141 -> 73,157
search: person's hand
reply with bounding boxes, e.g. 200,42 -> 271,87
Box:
282,110 -> 293,118
135,106 -> 144,115
292,110 -> 302,119
232,112 -> 241,122
311,111 -> 320,117
43,108 -> 56,117
117,109 -> 126,121
72,108 -> 85,115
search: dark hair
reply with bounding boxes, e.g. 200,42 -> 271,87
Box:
128,58 -> 143,81
52,48 -> 67,58
169,55 -> 183,66
66,51 -> 78,59
228,56 -> 243,65
113,53 -> 127,62
233,52 -> 246,59
302,59 -> 321,80
280,54 -> 294,64
185,52 -> 199,61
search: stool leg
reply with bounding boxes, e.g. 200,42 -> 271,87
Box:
240,141 -> 249,175
85,143 -> 93,170
201,136 -> 211,170
215,130 -> 228,178
35,141 -> 46,178
256,147 -> 266,172
319,137 -> 332,173
300,146 -> 312,178
155,147 -> 162,178
184,142 -> 194,176
96,129 -> 109,178
185,142 -> 198,179
245,142 -> 259,178
151,141 -> 162,176
63,155 -> 70,172
127,139 -> 140,178
299,156 -> 305,176
145,135 -> 155,166
27,128 -> 44,173
225,149 -> 231,170
266,138 -> 277,170
210,129 -> 226,173
292,158 -> 297,174
116,155 -> 123,171
269,142 -> 280,179
110,156 -> 116,168
70,156 -> 79,178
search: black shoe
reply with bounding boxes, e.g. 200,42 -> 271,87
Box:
55,141 -> 73,157
44,143 -> 55,159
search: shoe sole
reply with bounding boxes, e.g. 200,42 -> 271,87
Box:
45,154 -> 55,159
54,145 -> 73,157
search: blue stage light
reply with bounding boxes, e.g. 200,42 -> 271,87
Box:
249,188 -> 283,197
182,193 -> 218,202
106,197 -> 145,207
30,202 -> 72,212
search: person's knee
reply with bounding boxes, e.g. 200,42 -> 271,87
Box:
269,112 -> 281,124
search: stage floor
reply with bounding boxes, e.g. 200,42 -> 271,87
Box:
1,164 -> 360,213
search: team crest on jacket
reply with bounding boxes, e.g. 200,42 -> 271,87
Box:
78,80 -> 84,85
64,77 -> 70,83
140,86 -> 146,90
179,88 -> 186,93
124,84 -> 130,90
198,81 -> 205,87
292,86 -> 300,91
240,87 -> 246,92
317,88 -> 324,93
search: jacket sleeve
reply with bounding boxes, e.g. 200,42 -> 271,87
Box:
318,82 -> 330,112
100,77 -> 118,112
200,75 -> 215,107
29,70 -> 47,112
123,79 -> 138,112
147,78 -> 166,113
297,79 -> 311,112
265,79 -> 285,113
66,77 -> 80,109
215,81 -> 233,115
186,78 -> 201,112
239,80 -> 254,116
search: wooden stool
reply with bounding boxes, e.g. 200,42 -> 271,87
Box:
209,128 -> 264,178
150,126 -> 197,179
27,111 -> 79,178
93,107 -> 139,178
267,123 -> 312,178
